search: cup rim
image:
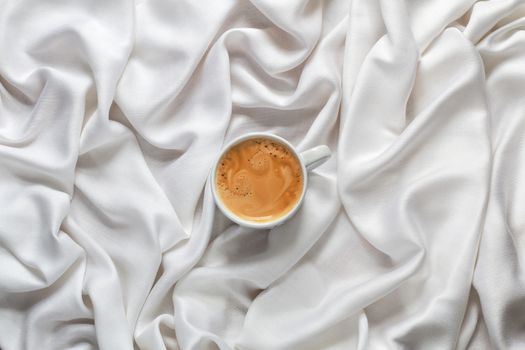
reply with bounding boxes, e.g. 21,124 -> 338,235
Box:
210,132 -> 307,229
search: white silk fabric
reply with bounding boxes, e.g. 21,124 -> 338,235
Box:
1,0 -> 525,349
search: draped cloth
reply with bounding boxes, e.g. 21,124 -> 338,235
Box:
1,0 -> 525,349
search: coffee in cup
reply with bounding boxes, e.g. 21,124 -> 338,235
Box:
215,137 -> 303,223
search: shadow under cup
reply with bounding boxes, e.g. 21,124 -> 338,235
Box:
212,134 -> 307,228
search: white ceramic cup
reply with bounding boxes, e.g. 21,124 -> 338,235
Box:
211,132 -> 331,229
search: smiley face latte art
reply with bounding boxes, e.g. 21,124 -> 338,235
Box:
215,138 -> 304,223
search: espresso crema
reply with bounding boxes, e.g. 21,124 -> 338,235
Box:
215,138 -> 303,223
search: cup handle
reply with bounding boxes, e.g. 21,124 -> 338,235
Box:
300,145 -> 331,171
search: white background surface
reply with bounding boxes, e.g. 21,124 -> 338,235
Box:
1,0 -> 525,349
